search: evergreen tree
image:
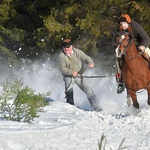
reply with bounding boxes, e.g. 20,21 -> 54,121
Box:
0,0 -> 150,60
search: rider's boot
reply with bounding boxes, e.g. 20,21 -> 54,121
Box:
65,91 -> 74,105
116,73 -> 125,94
117,80 -> 125,94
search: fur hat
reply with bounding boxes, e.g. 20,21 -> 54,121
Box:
119,14 -> 131,24
62,38 -> 72,47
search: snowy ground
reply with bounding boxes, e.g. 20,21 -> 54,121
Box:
0,58 -> 150,150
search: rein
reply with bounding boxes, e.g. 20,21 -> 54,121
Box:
121,35 -> 142,62
65,67 -> 115,91
126,53 -> 142,62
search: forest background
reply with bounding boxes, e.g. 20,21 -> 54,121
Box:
0,0 -> 150,70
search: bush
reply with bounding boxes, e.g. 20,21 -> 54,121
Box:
0,79 -> 50,123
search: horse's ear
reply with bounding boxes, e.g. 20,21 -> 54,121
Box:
116,31 -> 128,36
121,31 -> 129,35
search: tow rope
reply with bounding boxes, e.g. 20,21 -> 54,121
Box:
75,75 -> 115,78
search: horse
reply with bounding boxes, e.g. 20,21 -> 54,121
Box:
115,32 -> 150,109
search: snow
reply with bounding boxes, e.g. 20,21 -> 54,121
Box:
0,57 -> 150,150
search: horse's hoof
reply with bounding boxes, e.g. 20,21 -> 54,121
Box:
147,99 -> 150,105
133,103 -> 139,109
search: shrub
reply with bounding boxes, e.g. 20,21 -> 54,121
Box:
0,79 -> 50,123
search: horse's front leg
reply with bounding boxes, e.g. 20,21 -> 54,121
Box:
128,90 -> 139,109
126,93 -> 133,106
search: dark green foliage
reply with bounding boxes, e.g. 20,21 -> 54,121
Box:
0,45 -> 19,66
1,0 -> 150,60
0,79 -> 50,123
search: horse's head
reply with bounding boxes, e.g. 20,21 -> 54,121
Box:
115,33 -> 131,58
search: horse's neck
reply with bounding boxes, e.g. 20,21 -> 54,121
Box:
126,41 -> 139,58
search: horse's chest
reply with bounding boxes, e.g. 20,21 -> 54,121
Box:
122,69 -> 149,90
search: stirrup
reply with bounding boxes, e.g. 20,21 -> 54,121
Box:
117,83 -> 125,94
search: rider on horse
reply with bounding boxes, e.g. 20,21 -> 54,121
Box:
112,14 -> 150,94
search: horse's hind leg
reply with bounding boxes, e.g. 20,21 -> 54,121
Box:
128,90 -> 139,109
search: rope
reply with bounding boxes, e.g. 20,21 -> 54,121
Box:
75,75 -> 115,78
65,66 -> 115,93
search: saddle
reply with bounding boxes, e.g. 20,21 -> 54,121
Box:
141,52 -> 150,63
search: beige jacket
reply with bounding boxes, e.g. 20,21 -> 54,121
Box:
59,47 -> 94,76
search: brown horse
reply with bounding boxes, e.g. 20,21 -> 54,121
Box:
115,32 -> 150,109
